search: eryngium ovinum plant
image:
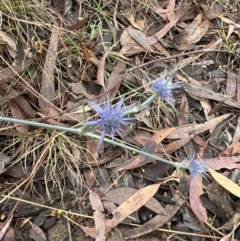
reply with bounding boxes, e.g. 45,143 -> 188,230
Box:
0,68 -> 207,179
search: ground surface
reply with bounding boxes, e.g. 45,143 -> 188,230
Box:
0,0 -> 240,240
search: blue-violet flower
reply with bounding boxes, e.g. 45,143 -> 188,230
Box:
85,98 -> 133,150
189,159 -> 208,179
145,68 -> 185,103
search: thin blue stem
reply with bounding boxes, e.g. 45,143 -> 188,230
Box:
123,93 -> 158,115
0,116 -> 80,134
0,116 -> 185,169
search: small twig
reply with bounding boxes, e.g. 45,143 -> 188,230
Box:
122,49 -> 232,74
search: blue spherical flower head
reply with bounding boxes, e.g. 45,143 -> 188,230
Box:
85,98 -> 134,150
189,159 -> 208,179
145,68 -> 185,106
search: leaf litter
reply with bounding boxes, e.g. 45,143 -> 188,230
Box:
0,0 -> 240,240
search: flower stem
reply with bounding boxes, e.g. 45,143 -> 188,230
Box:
123,93 -> 158,115
0,116 -> 183,169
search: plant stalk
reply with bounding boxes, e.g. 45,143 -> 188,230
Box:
0,116 -> 185,169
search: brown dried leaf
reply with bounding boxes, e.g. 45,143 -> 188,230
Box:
2,226 -> 14,241
0,153 -> 11,175
208,168 -> 240,198
200,99 -> 214,122
0,60 -> 35,120
0,59 -> 33,84
29,221 -> 47,241
152,42 -> 170,56
184,84 -> 240,109
232,142 -> 240,155
124,6 -> 144,31
200,4 -> 218,20
200,196 -> 221,217
0,215 -> 13,240
89,190 -> 105,241
203,156 -> 240,170
134,109 -> 154,129
71,82 -> 96,100
13,94 -> 36,118
0,90 -> 23,105
120,29 -> 145,55
128,28 -> 153,52
8,100 -> 29,133
116,128 -> 175,172
218,213 -> 240,231
103,187 -> 167,215
123,192 -> 184,239
226,24 -> 235,40
78,224 -> 95,238
4,166 -> 31,178
82,147 -> 121,168
147,11 -> 182,45
174,13 -> 210,50
99,61 -> 126,101
189,175 -> 208,223
97,47 -> 112,89
226,65 -> 237,97
83,168 -> 98,189
80,41 -> 92,62
106,183 -> 161,231
132,130 -> 151,146
166,0 -> 175,21
150,6 -> 168,19
39,27 -> 58,108
167,114 -> 231,139
68,15 -> 89,31
0,30 -> 33,59
162,136 -> 193,154
217,15 -> 240,28
232,71 -> 240,144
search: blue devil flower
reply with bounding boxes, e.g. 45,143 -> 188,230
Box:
189,159 -> 208,179
85,98 -> 133,150
145,68 -> 185,104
